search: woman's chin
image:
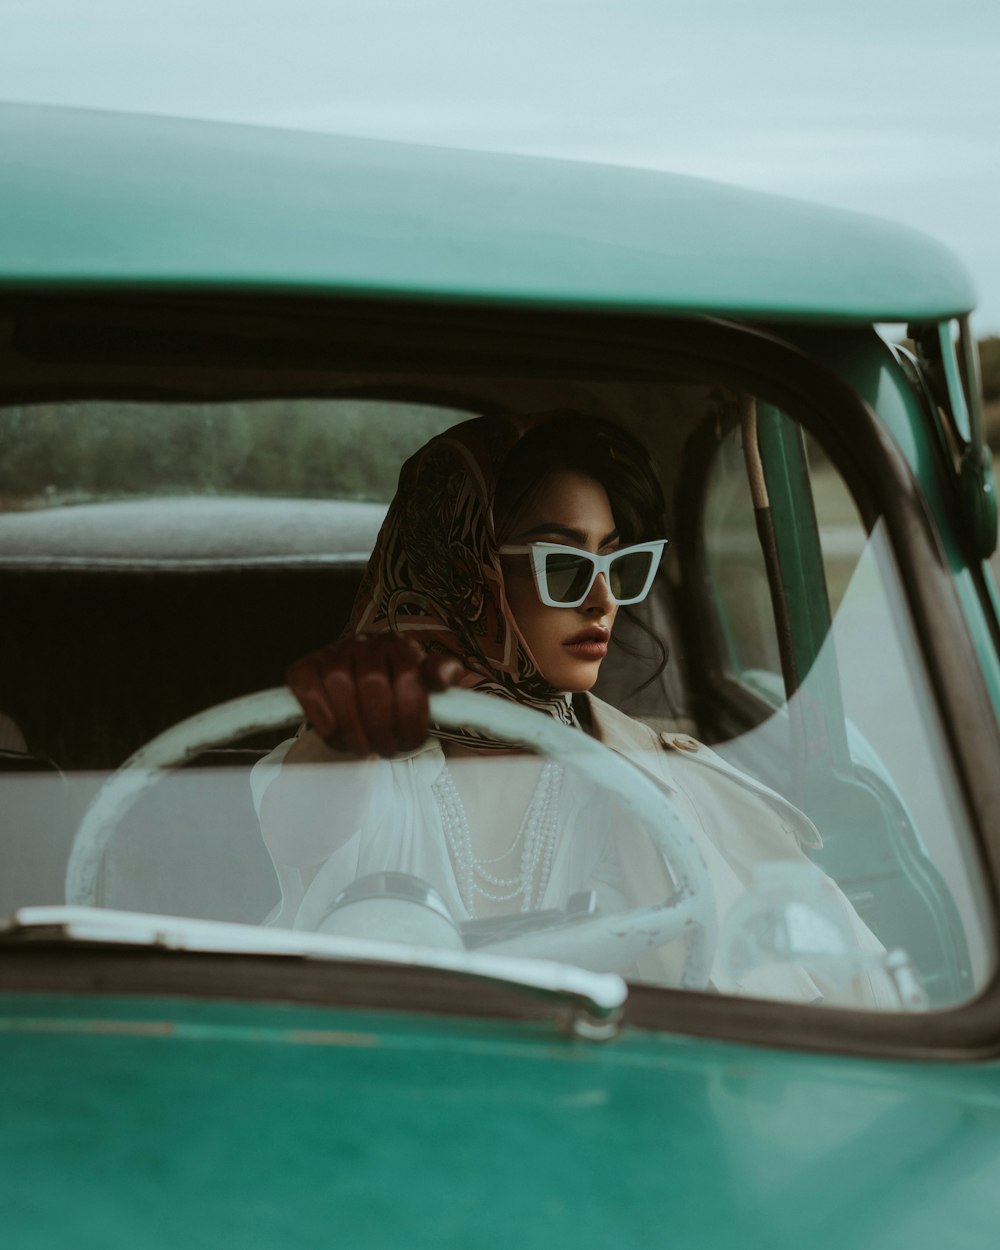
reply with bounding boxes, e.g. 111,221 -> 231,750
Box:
543,659 -> 604,694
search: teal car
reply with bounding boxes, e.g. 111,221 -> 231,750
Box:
2,103 -> 999,1248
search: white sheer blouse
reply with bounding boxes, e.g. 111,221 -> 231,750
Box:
251,736 -> 633,931
250,695 -> 896,1008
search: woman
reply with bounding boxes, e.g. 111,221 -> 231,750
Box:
254,412 -> 891,1004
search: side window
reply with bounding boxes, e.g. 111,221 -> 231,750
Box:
702,423 -> 780,692
702,414 -> 866,703
696,399 -> 989,1007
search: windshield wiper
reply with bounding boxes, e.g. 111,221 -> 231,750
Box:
0,905 -> 626,1041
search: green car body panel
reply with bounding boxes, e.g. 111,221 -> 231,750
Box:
3,993 -> 1000,1250
2,104 -> 999,1248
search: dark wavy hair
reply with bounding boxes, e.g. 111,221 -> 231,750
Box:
493,412 -> 668,688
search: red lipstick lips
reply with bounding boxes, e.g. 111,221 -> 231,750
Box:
563,626 -> 610,660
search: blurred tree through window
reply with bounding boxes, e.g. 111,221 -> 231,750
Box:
0,400 -> 469,510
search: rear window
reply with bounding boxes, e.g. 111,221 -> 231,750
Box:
0,399 -> 466,510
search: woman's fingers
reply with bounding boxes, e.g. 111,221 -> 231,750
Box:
286,649 -> 339,741
321,652 -> 374,757
355,638 -> 408,757
286,636 -> 459,757
388,658 -> 426,753
286,640 -> 372,756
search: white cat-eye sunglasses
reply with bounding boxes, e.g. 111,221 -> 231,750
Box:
499,540 -> 667,608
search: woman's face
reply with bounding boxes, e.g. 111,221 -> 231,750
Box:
500,469 -> 619,693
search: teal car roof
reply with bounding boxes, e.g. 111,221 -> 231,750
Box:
0,102 -> 977,323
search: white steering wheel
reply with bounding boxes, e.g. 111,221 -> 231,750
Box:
65,688 -> 717,986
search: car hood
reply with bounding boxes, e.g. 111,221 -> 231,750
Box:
2,992 -> 999,1249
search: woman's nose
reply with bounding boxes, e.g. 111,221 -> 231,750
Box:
584,572 -> 615,615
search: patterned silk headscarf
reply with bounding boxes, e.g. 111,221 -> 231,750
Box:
348,415 -> 579,748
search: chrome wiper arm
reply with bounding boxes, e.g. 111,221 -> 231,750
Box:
0,906 -> 627,1040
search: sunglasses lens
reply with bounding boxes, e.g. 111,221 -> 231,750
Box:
543,551 -> 595,604
609,550 -> 654,602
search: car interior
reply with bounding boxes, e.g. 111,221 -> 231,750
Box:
0,293 -> 986,1007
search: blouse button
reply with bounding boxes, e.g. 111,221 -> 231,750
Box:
660,732 -> 700,752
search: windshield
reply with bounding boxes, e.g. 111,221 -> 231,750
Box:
0,378 -> 990,1015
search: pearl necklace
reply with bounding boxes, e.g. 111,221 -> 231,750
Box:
434,759 -> 563,918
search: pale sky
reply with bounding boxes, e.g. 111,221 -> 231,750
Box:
3,0 -> 999,330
